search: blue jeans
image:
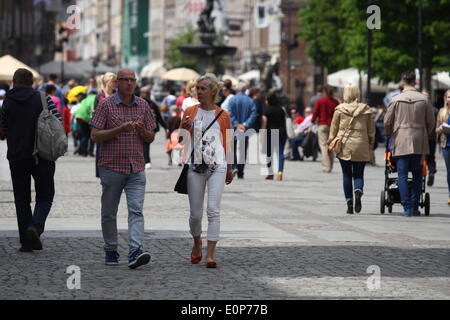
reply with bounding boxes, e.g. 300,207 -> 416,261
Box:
267,135 -> 287,173
395,154 -> 422,212
290,134 -> 305,159
441,147 -> 450,196
99,168 -> 146,255
9,158 -> 55,249
338,159 -> 366,201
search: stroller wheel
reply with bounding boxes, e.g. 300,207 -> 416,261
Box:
380,191 -> 385,214
425,193 -> 430,216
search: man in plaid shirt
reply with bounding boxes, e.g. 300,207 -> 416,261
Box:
90,69 -> 156,269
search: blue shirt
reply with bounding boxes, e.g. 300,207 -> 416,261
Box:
227,93 -> 257,129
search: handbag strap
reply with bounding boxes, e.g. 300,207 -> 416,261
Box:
340,105 -> 361,141
188,109 -> 224,162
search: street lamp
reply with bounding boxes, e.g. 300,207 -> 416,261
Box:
366,0 -> 372,107
418,0 -> 423,91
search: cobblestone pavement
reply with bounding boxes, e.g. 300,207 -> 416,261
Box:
0,134 -> 449,300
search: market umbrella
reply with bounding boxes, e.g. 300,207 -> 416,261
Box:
0,55 -> 41,81
238,69 -> 260,82
39,60 -> 85,79
222,74 -> 238,87
140,61 -> 167,78
162,68 -> 200,82
327,68 -> 398,92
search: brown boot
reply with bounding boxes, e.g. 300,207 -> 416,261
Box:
265,175 -> 274,180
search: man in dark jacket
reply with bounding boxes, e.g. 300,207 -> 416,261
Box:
0,69 -> 62,252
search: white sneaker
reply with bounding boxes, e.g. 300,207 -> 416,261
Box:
145,163 -> 152,170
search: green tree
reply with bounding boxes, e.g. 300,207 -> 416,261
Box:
167,25 -> 200,70
298,0 -> 349,73
299,0 -> 450,91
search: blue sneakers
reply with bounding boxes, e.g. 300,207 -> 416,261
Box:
105,251 -> 120,265
128,249 -> 151,269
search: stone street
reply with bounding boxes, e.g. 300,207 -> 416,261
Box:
0,133 -> 449,300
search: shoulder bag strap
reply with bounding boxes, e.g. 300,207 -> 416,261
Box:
339,107 -> 359,143
188,109 -> 224,161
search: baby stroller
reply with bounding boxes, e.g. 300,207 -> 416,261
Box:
380,138 -> 430,215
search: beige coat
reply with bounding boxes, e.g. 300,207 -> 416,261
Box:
436,107 -> 450,148
328,102 -> 375,162
384,87 -> 435,156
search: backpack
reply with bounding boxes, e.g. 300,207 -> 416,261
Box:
33,92 -> 68,162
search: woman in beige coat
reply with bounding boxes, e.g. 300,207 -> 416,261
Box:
328,84 -> 376,214
436,90 -> 450,205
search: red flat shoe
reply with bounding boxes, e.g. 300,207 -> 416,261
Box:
206,261 -> 217,268
190,240 -> 202,264
191,253 -> 202,264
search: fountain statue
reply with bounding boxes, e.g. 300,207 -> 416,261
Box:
178,0 -> 237,74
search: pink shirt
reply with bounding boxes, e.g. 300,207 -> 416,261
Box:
51,96 -> 62,114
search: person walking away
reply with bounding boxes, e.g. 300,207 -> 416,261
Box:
0,69 -> 62,252
435,90 -> 450,205
310,84 -> 323,109
227,82 -> 257,179
70,93 -> 86,154
45,85 -> 62,114
75,90 -> 97,157
90,69 -> 156,268
249,87 -> 263,132
38,73 -> 65,115
161,88 -> 177,122
328,83 -> 375,214
141,86 -> 168,169
384,71 -> 435,216
220,80 -> 235,113
311,85 -> 339,173
166,105 -> 182,166
180,74 -> 233,268
261,90 -> 288,181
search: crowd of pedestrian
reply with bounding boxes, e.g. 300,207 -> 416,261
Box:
0,66 -> 448,270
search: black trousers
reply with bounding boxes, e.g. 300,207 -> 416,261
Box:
79,122 -> 91,156
427,135 -> 437,174
143,142 -> 151,164
9,158 -> 55,249
233,136 -> 249,178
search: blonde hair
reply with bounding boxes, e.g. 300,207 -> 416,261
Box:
195,73 -> 222,104
343,83 -> 360,103
186,79 -> 197,96
444,90 -> 450,109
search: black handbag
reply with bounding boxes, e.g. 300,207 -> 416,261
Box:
174,110 -> 224,194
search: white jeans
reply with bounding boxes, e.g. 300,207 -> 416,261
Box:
187,167 -> 226,241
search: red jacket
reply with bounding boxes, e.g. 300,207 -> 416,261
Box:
312,95 -> 339,126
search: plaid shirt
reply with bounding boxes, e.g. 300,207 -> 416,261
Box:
90,93 -> 156,174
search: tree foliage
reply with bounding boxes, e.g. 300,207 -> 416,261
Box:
167,25 -> 200,70
299,0 -> 450,84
